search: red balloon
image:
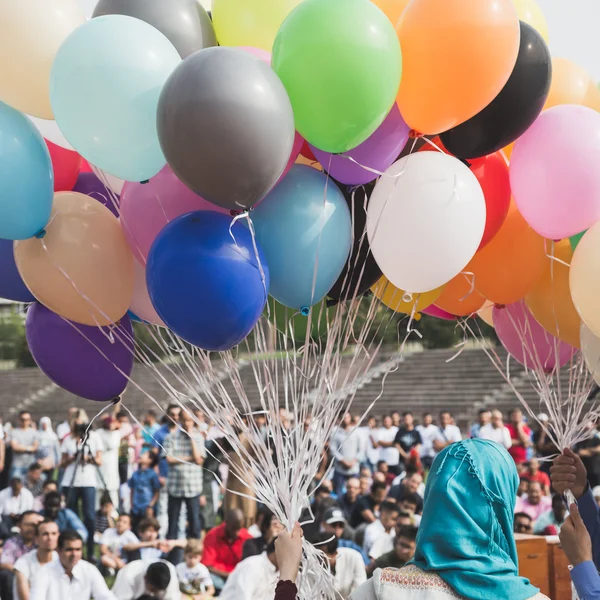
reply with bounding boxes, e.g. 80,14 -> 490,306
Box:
419,137 -> 510,249
46,139 -> 82,192
300,140 -> 316,161
80,159 -> 93,173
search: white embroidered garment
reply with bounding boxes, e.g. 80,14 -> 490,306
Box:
349,566 -> 550,600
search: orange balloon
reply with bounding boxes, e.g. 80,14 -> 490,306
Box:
15,192 -> 134,326
544,58 -> 600,112
467,203 -> 546,304
436,272 -> 485,317
396,0 -> 520,134
370,0 -> 410,26
526,240 -> 581,348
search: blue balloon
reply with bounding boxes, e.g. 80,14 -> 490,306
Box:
50,15 -> 181,182
147,211 -> 269,351
0,102 -> 53,240
251,165 -> 352,310
0,239 -> 35,302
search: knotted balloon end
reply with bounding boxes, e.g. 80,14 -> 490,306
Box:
34,229 -> 47,239
301,306 -> 310,317
408,129 -> 423,139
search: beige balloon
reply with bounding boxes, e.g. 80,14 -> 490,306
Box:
14,192 -> 134,326
0,0 -> 85,119
581,324 -> 600,385
478,301 -> 495,327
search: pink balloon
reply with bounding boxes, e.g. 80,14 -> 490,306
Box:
130,260 -> 164,327
493,300 -> 575,372
237,46 -> 272,64
120,165 -> 228,264
510,105 -> 600,239
421,305 -> 456,320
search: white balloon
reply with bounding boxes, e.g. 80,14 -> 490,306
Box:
367,152 -> 486,293
78,0 -> 99,19
581,323 -> 600,385
91,164 -> 125,195
28,116 -> 74,150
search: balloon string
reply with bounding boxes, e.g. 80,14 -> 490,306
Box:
419,137 -> 446,154
458,271 -> 477,302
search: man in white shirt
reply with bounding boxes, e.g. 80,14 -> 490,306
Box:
356,416 -> 380,471
220,545 -> 279,600
363,501 -> 400,559
432,411 -> 462,455
0,477 -> 34,530
14,520 -> 59,600
111,559 -> 180,600
375,416 -> 399,473
416,413 -> 439,470
477,410 -> 512,449
318,534 -> 366,599
29,530 -> 115,600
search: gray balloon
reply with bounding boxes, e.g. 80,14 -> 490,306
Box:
157,47 -> 296,211
92,0 -> 217,58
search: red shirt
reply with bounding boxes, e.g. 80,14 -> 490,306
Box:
523,470 -> 551,489
201,523 -> 252,574
506,423 -> 532,465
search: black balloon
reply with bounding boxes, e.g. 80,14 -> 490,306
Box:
440,22 -> 552,160
327,181 -> 382,303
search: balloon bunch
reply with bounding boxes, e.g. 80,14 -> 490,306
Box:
2,0 -> 600,400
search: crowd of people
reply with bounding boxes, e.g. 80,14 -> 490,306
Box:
0,403 -> 598,599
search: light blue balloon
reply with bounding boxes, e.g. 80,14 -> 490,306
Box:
0,102 -> 53,240
50,15 -> 181,182
251,165 -> 352,310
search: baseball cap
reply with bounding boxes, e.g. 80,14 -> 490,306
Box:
592,486 -> 600,499
323,507 -> 346,525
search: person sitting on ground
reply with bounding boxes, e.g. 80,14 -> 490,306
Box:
111,559 -> 180,600
367,525 -> 418,577
517,478 -> 529,498
0,478 -> 35,537
521,458 -> 551,495
397,492 -> 422,527
514,512 -> 534,535
349,439 -> 549,600
94,494 -> 117,543
29,530 -> 115,600
514,481 -> 551,525
33,481 -> 57,513
24,465 -> 44,501
375,462 -> 395,487
40,492 -> 87,543
363,501 -> 399,559
339,478 -> 362,523
201,509 -> 252,592
533,494 -> 568,535
389,468 -> 425,498
311,532 -> 367,599
99,514 -> 139,575
121,518 -> 163,563
321,507 -> 369,565
242,508 -> 283,560
14,520 -> 59,600
350,482 -> 387,529
176,539 -> 215,599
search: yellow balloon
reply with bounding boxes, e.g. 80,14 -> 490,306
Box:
212,0 -> 303,51
295,155 -> 324,171
544,58 -> 600,112
511,0 -> 549,43
570,223 -> 600,339
478,301 -> 495,327
0,0 -> 85,119
370,0 -> 410,26
372,277 -> 441,315
526,240 -> 581,348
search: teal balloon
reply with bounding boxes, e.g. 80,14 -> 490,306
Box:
267,297 -> 336,342
50,15 -> 181,182
0,102 -> 53,240
570,230 -> 586,251
251,165 -> 352,310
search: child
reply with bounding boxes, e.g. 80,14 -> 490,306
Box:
176,539 -> 215,599
120,517 -> 164,563
128,452 -> 161,534
94,493 -> 117,543
99,513 -> 139,574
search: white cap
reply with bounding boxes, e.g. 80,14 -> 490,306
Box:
592,486 -> 600,498
537,413 -> 549,423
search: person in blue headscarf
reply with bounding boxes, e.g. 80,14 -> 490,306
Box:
349,439 -> 549,600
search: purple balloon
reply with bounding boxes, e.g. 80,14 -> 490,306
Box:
73,172 -> 120,217
493,300 -> 576,372
0,238 -> 35,302
311,105 -> 410,186
26,303 -> 134,401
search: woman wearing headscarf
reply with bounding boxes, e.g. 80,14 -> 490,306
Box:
36,417 -> 60,478
349,438 -> 549,600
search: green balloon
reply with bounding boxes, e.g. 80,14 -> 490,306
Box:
272,0 -> 402,154
570,230 -> 586,251
267,297 -> 336,342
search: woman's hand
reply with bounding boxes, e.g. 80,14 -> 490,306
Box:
275,522 -> 304,583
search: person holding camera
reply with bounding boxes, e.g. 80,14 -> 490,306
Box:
60,422 -> 104,560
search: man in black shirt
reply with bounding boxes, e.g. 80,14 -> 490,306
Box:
338,477 -> 361,522
349,481 -> 387,528
394,412 -> 422,473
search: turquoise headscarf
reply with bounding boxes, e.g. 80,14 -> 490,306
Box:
410,439 -> 539,600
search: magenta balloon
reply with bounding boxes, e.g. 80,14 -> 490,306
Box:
310,105 -> 410,186
120,165 -> 228,263
493,301 -> 576,372
510,105 -> 600,239
421,305 -> 456,320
